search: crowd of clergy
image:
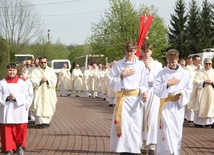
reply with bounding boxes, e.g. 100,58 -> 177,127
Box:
58,61 -> 117,107
179,55 -> 214,128
0,43 -> 213,155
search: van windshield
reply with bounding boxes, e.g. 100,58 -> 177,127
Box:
53,62 -> 69,69
16,56 -> 34,64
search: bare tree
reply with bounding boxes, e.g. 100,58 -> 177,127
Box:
0,0 -> 44,54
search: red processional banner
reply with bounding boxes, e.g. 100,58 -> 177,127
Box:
136,15 -> 153,60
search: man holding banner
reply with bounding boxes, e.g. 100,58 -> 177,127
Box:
141,42 -> 163,155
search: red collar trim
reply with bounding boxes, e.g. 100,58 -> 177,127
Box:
5,76 -> 19,83
21,76 -> 26,81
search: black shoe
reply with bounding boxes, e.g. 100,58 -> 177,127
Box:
75,95 -> 80,97
148,150 -> 155,155
103,98 -> 106,101
42,124 -> 50,127
194,124 -> 204,128
89,95 -> 91,97
35,124 -> 45,129
141,149 -> 148,154
188,121 -> 193,123
211,123 -> 214,128
204,124 -> 211,128
67,94 -> 71,96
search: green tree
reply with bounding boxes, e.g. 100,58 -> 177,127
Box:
22,40 -> 71,61
90,0 -> 168,63
68,44 -> 90,65
0,0 -> 44,55
90,0 -> 139,62
186,0 -> 201,54
168,0 -> 188,58
199,0 -> 214,50
0,37 -> 9,79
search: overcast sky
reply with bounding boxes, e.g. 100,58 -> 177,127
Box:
32,0 -> 206,45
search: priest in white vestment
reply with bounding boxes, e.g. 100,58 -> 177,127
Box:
97,64 -> 103,98
141,42 -> 163,155
100,65 -> 108,100
83,65 -> 91,97
153,49 -> 192,155
31,56 -> 58,128
71,64 -> 83,97
107,61 -> 117,106
185,55 -> 202,122
191,58 -> 214,127
58,63 -> 71,97
109,41 -> 148,154
88,63 -> 99,97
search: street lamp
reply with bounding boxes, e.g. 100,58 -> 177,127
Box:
47,29 -> 50,42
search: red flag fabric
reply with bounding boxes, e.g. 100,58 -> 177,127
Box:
136,15 -> 153,59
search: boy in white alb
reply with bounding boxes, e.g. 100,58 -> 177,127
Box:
0,63 -> 33,155
153,49 -> 192,155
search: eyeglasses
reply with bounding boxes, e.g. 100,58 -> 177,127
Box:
40,62 -> 47,64
126,50 -> 135,53
205,63 -> 211,65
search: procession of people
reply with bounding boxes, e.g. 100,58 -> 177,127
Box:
0,42 -> 213,155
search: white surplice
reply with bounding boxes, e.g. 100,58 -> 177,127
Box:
0,78 -> 33,124
153,65 -> 192,155
142,58 -> 163,145
109,56 -> 148,154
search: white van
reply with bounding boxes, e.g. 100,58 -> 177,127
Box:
188,48 -> 214,65
47,59 -> 71,75
15,54 -> 34,64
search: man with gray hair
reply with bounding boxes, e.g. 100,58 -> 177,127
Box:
190,58 -> 214,128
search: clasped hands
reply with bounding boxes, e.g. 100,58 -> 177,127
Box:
204,79 -> 213,85
7,93 -> 15,101
41,77 -> 48,83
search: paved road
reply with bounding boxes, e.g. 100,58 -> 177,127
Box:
2,92 -> 214,155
